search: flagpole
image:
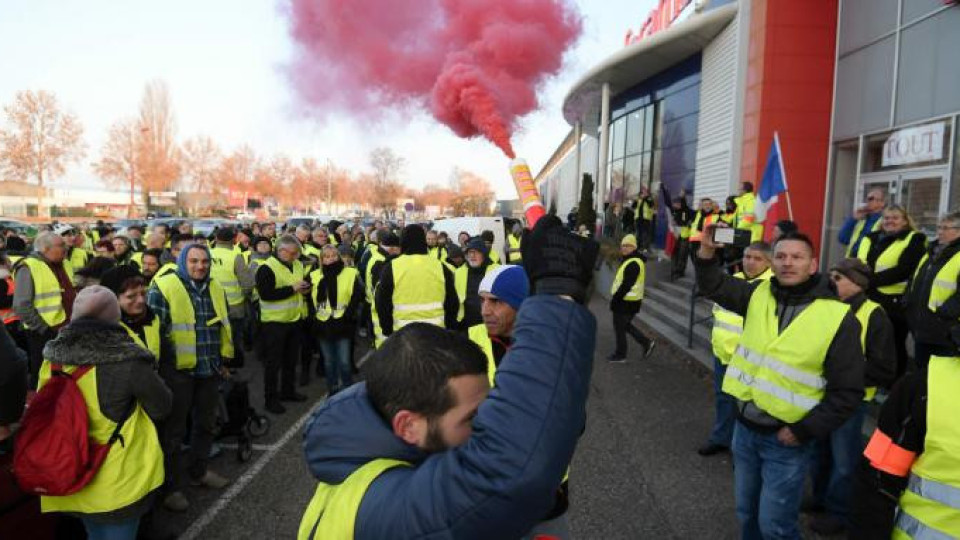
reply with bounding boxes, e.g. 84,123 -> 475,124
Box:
774,132 -> 795,221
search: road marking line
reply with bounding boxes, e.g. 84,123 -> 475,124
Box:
217,442 -> 274,451
179,407 -> 316,540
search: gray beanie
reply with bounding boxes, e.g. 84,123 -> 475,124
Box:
71,285 -> 121,323
830,258 -> 873,290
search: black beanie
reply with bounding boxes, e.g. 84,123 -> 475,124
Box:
400,225 -> 427,254
100,265 -> 144,295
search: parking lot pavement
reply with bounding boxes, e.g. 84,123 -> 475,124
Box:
160,295 -> 747,539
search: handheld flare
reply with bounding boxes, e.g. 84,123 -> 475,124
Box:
509,158 -> 546,228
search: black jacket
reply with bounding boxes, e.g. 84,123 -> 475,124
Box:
460,261 -> 492,329
862,229 -> 926,307
904,237 -> 960,350
847,293 -> 897,390
671,202 -> 693,228
694,256 -> 864,441
851,369 -> 929,539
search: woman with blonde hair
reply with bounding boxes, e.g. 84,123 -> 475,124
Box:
856,204 -> 926,378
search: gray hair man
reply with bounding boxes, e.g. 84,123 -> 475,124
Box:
12,231 -> 77,385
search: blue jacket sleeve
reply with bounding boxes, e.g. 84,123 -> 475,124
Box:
838,216 -> 858,246
356,296 -> 597,540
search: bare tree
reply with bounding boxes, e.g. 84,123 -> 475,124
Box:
137,80 -> 180,193
368,147 -> 405,215
93,118 -> 144,215
180,135 -> 222,193
216,145 -> 259,193
449,167 -> 495,216
0,90 -> 85,216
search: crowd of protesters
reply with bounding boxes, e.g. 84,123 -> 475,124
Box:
0,214 -> 527,539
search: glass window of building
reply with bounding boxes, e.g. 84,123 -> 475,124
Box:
612,116 -> 627,161
625,110 -> 644,157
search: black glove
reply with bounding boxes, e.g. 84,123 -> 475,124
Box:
521,215 -> 599,304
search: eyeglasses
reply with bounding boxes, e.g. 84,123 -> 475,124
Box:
937,225 -> 960,231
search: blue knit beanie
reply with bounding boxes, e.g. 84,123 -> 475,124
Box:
478,265 -> 529,311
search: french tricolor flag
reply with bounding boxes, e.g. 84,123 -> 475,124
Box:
755,132 -> 792,226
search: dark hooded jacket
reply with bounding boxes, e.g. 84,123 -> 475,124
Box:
302,296 -> 596,539
694,256 -> 864,442
904,237 -> 960,351
42,318 -> 172,521
374,227 -> 458,336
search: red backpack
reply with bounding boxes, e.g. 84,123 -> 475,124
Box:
13,364 -> 129,496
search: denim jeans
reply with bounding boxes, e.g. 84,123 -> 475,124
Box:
810,402 -> 866,523
732,421 -> 814,540
319,337 -> 352,392
708,358 -> 736,447
81,517 -> 140,540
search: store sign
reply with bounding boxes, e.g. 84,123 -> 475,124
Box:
624,0 -> 694,46
149,191 -> 178,207
882,122 -> 946,167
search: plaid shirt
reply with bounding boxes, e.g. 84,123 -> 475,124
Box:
147,274 -> 222,378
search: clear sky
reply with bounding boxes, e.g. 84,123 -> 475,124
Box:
0,0 -> 656,199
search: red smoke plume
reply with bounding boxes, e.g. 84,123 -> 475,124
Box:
286,0 -> 582,158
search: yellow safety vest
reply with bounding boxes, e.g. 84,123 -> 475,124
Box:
366,249 -> 387,348
210,246 -> 244,307
722,280 -> 849,423
130,251 -> 143,271
916,250 -> 960,312
68,248 -> 89,271
121,315 -> 162,363
156,262 -> 178,279
259,257 -> 306,323
37,361 -> 164,515
635,197 -> 654,222
311,267 -> 359,322
857,231 -> 925,295
428,246 -> 448,262
734,192 -> 763,242
468,324 -> 498,386
21,257 -> 74,330
711,269 -> 773,365
391,254 -> 446,329
610,257 -> 645,302
689,211 -> 718,242
507,235 -> 522,263
893,355 -> 960,539
298,458 -> 410,540
454,263 -> 499,321
488,249 -> 501,265
302,244 -> 322,269
153,273 -> 233,370
845,217 -> 882,257
854,299 -> 882,402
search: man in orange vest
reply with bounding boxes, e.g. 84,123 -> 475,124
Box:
689,198 -> 719,261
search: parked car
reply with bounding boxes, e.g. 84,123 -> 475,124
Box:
112,219 -> 147,236
192,218 -> 228,238
0,219 -> 37,239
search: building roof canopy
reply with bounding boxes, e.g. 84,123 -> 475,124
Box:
562,2 -> 737,132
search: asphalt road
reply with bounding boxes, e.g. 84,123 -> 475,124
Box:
154,295 -> 743,539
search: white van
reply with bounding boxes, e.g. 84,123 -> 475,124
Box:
432,217 -> 507,263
